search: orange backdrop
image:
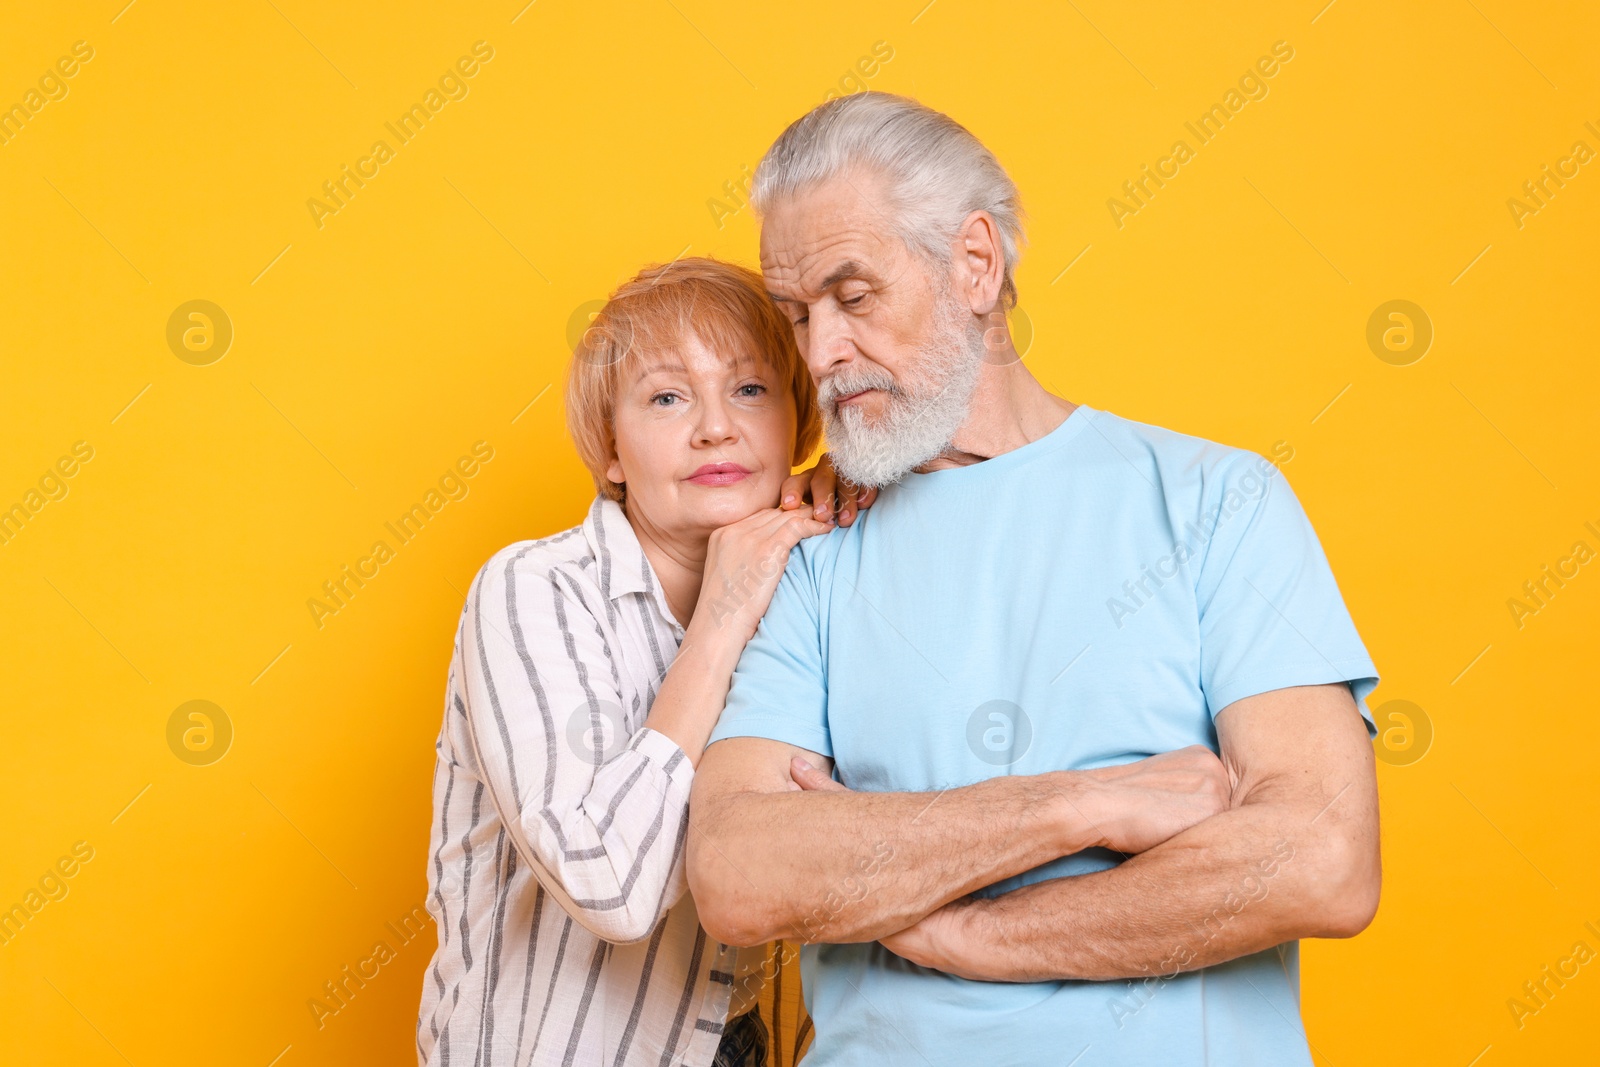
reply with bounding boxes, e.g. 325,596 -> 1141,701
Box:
2,1 -> 1597,1064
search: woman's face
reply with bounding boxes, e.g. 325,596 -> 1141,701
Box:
606,332 -> 799,541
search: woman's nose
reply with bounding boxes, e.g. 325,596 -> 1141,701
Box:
692,395 -> 737,445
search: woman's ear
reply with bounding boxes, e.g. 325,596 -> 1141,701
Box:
605,454 -> 624,487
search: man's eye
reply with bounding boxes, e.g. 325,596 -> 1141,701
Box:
843,294 -> 866,307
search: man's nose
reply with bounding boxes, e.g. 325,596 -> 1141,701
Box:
805,306 -> 855,381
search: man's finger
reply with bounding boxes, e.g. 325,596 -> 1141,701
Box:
791,756 -> 849,792
811,467 -> 837,521
778,471 -> 810,510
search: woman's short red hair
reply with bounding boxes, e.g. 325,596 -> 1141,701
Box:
564,256 -> 822,503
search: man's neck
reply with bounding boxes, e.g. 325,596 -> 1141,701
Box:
916,359 -> 1077,472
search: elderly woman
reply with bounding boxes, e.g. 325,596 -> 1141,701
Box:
417,257 -> 874,1067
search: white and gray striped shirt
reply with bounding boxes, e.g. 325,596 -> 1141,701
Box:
418,495 -> 757,1066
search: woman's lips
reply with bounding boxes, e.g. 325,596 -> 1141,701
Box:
686,464 -> 750,486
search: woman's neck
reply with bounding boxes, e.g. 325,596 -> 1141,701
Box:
619,501 -> 706,629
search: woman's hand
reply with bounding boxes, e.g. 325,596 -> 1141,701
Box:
780,452 -> 879,527
691,507 -> 833,647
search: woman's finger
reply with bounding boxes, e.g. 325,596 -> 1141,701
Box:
776,510 -> 834,545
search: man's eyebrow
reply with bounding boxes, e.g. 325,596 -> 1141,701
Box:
819,260 -> 871,291
768,260 -> 872,303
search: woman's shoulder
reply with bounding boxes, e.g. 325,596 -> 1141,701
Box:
464,511 -> 603,621
474,523 -> 590,585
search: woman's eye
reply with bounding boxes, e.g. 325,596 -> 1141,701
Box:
650,392 -> 679,407
737,383 -> 766,397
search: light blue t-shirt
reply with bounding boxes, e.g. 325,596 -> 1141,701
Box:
707,403 -> 1379,1067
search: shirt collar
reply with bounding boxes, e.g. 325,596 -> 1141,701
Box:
581,495 -> 685,635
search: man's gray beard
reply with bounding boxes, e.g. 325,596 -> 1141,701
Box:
818,293 -> 986,489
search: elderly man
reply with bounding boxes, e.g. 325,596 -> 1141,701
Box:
687,92 -> 1380,1066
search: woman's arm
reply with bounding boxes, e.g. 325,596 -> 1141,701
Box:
458,507 -> 830,945
458,550 -> 697,944
644,505 -> 832,765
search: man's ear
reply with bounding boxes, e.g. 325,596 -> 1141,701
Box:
957,209 -> 1005,316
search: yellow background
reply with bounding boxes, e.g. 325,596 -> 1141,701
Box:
3,1 -> 1597,1064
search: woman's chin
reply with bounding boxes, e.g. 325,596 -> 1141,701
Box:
680,481 -> 773,527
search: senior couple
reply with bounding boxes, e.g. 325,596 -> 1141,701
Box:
417,92 -> 1382,1067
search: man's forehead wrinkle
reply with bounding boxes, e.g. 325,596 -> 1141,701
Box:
781,231 -> 885,301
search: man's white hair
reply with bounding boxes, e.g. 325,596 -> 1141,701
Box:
750,91 -> 1026,308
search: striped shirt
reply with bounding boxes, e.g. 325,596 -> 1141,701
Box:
418,495 -> 759,1066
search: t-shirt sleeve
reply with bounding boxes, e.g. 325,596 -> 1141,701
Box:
706,545 -> 832,757
1194,452 -> 1380,737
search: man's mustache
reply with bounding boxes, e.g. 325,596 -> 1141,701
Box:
818,368 -> 898,408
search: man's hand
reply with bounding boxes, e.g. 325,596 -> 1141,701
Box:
878,895 -> 990,980
1074,745 -> 1232,855
779,451 -> 879,526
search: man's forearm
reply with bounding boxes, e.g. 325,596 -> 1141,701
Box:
910,793 -> 1378,982
686,766 -> 1090,947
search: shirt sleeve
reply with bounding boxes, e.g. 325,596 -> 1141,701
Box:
1194,451 -> 1380,737
707,545 -> 832,757
458,548 -> 695,944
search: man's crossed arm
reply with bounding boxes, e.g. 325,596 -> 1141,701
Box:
685,682 -> 1379,980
